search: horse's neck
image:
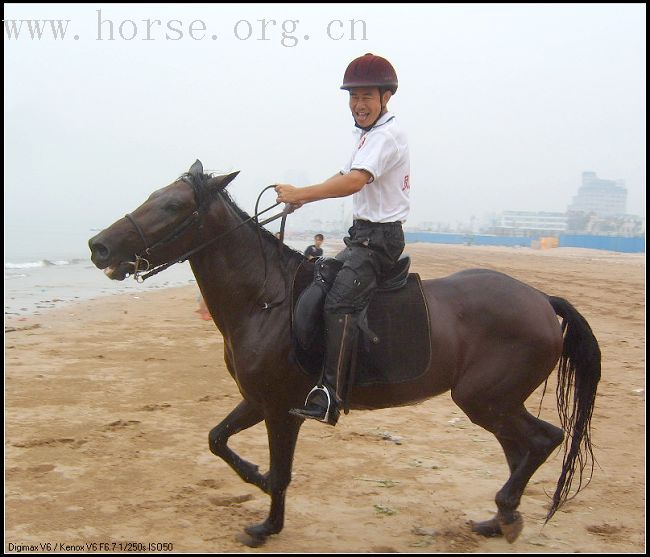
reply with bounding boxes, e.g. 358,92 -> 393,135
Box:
189,205 -> 296,336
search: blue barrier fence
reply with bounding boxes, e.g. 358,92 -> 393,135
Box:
558,234 -> 645,253
404,232 -> 645,253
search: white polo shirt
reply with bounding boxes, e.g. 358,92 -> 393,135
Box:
341,112 -> 410,223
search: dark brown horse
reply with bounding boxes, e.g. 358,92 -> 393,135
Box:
88,160 -> 600,547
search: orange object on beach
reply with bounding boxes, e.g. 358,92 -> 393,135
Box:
196,295 -> 212,320
199,309 -> 211,320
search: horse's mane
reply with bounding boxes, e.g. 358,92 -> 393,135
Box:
190,171 -> 305,266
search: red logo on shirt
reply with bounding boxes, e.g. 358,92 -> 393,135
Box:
402,175 -> 410,192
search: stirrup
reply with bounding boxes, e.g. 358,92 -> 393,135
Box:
308,385 -> 333,421
290,385 -> 338,425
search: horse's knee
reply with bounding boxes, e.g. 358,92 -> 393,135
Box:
208,425 -> 227,455
267,469 -> 292,493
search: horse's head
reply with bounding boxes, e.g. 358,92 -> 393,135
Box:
88,160 -> 239,280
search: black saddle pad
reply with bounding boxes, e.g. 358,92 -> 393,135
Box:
291,262 -> 431,387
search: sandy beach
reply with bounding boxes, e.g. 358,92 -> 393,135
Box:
5,243 -> 645,553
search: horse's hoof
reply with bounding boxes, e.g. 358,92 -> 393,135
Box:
236,531 -> 266,548
240,521 -> 279,547
497,511 -> 523,543
469,517 -> 503,537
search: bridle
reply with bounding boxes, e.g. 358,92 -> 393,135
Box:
124,202 -> 201,279
123,175 -> 290,309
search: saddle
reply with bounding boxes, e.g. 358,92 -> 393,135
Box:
291,256 -> 431,388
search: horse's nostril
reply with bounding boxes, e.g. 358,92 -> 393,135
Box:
90,241 -> 110,261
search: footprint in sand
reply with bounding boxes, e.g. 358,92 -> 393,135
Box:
13,438 -> 86,448
586,523 -> 626,540
102,420 -> 141,431
208,494 -> 253,507
138,403 -> 171,411
197,479 -> 225,489
28,464 -> 56,474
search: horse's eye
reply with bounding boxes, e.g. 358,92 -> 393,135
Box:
164,203 -> 182,213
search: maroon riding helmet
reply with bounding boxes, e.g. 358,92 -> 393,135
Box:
340,53 -> 398,94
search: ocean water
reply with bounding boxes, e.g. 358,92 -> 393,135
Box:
4,257 -> 198,316
4,237 -> 326,316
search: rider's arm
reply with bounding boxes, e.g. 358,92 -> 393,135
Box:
275,170 -> 371,205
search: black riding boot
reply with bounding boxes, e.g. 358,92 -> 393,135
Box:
290,313 -> 358,426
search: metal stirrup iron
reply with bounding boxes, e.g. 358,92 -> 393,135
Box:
303,384 -> 333,424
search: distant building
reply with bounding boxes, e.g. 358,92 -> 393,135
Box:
409,171 -> 640,239
490,211 -> 567,236
568,171 -> 627,216
567,212 -> 645,237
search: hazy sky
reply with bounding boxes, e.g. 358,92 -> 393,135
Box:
4,3 -> 646,259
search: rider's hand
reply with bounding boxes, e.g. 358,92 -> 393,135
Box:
275,184 -> 302,205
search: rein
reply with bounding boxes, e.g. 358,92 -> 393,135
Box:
124,179 -> 290,309
252,186 -> 290,310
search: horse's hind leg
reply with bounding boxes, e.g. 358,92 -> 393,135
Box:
468,435 -> 527,538
456,399 -> 563,542
491,412 -> 563,541
481,410 -> 563,541
208,399 -> 268,492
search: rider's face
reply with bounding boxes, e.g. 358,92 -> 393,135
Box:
348,87 -> 390,128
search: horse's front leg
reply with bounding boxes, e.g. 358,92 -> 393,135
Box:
208,399 -> 268,492
240,411 -> 303,547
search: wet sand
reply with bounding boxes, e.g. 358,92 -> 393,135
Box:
4,243 -> 645,552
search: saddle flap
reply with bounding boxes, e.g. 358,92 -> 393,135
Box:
294,281 -> 327,352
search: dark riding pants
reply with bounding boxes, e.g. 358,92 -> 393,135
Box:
324,220 -> 405,315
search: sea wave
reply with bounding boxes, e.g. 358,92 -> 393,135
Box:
4,258 -> 85,269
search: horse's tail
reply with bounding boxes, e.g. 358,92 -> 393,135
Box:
546,295 -> 601,521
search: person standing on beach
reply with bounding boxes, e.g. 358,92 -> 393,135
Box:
303,234 -> 324,261
275,53 -> 410,426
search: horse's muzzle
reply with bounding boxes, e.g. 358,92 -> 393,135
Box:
88,235 -> 111,268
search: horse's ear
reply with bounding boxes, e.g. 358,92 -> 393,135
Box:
188,159 -> 204,178
207,171 -> 240,191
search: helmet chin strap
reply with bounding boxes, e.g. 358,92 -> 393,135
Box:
355,107 -> 388,131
